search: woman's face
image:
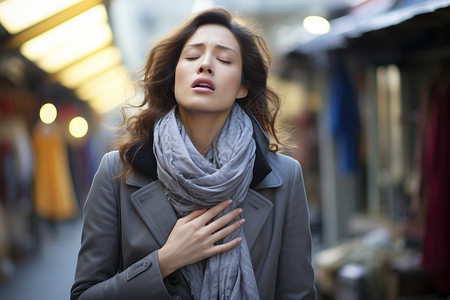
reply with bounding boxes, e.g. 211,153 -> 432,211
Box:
174,24 -> 247,116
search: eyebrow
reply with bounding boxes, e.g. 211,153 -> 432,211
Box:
184,42 -> 239,56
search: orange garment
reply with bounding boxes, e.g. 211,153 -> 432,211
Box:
32,124 -> 78,221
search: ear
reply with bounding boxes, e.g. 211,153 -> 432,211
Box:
236,84 -> 248,99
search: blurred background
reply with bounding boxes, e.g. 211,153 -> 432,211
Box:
0,0 -> 449,299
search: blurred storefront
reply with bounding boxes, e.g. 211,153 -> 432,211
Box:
282,0 -> 450,298
0,0 -> 127,284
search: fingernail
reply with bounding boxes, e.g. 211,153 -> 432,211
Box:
238,208 -> 243,214
240,218 -> 246,224
227,199 -> 233,205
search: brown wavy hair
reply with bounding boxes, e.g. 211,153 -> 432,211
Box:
117,7 -> 282,176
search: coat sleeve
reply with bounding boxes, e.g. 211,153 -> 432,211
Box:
70,152 -> 173,300
275,160 -> 317,299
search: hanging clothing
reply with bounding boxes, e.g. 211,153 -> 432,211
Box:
0,118 -> 35,207
422,81 -> 450,294
411,83 -> 430,215
0,118 -> 37,262
327,60 -> 360,173
32,124 -> 78,221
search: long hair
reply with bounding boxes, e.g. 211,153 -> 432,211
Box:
117,7 -> 282,176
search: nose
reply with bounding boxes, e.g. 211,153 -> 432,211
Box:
197,60 -> 214,75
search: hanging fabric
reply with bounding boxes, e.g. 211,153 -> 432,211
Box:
422,78 -> 450,294
32,124 -> 78,221
327,59 -> 360,173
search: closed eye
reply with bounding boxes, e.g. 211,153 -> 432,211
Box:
218,58 -> 231,64
186,57 -> 199,61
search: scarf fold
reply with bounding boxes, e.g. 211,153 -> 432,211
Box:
153,104 -> 260,300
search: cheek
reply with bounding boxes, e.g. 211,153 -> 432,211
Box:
228,69 -> 243,92
174,64 -> 187,93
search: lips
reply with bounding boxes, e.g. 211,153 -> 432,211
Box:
191,78 -> 215,93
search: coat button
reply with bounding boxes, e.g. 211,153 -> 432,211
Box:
168,274 -> 180,285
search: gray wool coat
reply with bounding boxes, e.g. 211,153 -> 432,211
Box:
71,119 -> 316,300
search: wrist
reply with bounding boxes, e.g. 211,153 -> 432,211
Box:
158,247 -> 176,279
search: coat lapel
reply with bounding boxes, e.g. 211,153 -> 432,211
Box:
242,189 -> 273,250
242,164 -> 281,250
127,171 -> 281,252
126,135 -> 282,251
129,179 -> 177,247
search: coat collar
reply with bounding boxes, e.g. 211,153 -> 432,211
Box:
125,113 -> 281,190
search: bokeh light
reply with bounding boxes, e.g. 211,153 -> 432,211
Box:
303,16 -> 331,35
69,116 -> 88,138
39,103 -> 57,124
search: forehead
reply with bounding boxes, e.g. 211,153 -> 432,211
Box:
185,24 -> 241,54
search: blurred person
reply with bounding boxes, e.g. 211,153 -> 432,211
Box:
71,7 -> 316,300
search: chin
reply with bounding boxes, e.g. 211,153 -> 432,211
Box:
177,100 -> 232,114
177,103 -> 232,115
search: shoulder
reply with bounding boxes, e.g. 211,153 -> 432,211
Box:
102,149 -> 121,163
266,151 -> 303,182
95,150 -> 123,180
253,150 -> 304,192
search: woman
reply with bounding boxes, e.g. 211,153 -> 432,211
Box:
71,7 -> 316,300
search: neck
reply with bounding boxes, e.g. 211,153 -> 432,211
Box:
177,107 -> 231,156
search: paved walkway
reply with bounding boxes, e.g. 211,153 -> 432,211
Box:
0,218 -> 83,300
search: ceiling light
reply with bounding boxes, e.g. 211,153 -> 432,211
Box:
83,75 -> 128,101
0,0 -> 83,34
303,16 -> 331,35
86,76 -> 137,114
20,4 -> 110,72
36,24 -> 112,73
89,91 -> 129,114
57,46 -> 122,88
76,65 -> 129,100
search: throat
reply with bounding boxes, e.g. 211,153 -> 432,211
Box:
177,108 -> 229,157
184,125 -> 216,157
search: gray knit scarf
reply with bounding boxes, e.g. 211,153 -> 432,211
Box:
153,104 -> 260,300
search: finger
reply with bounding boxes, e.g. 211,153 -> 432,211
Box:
207,208 -> 243,233
197,199 -> 233,224
207,237 -> 243,256
209,218 -> 245,242
181,208 -> 207,223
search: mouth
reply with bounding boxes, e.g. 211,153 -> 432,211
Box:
191,78 -> 215,93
